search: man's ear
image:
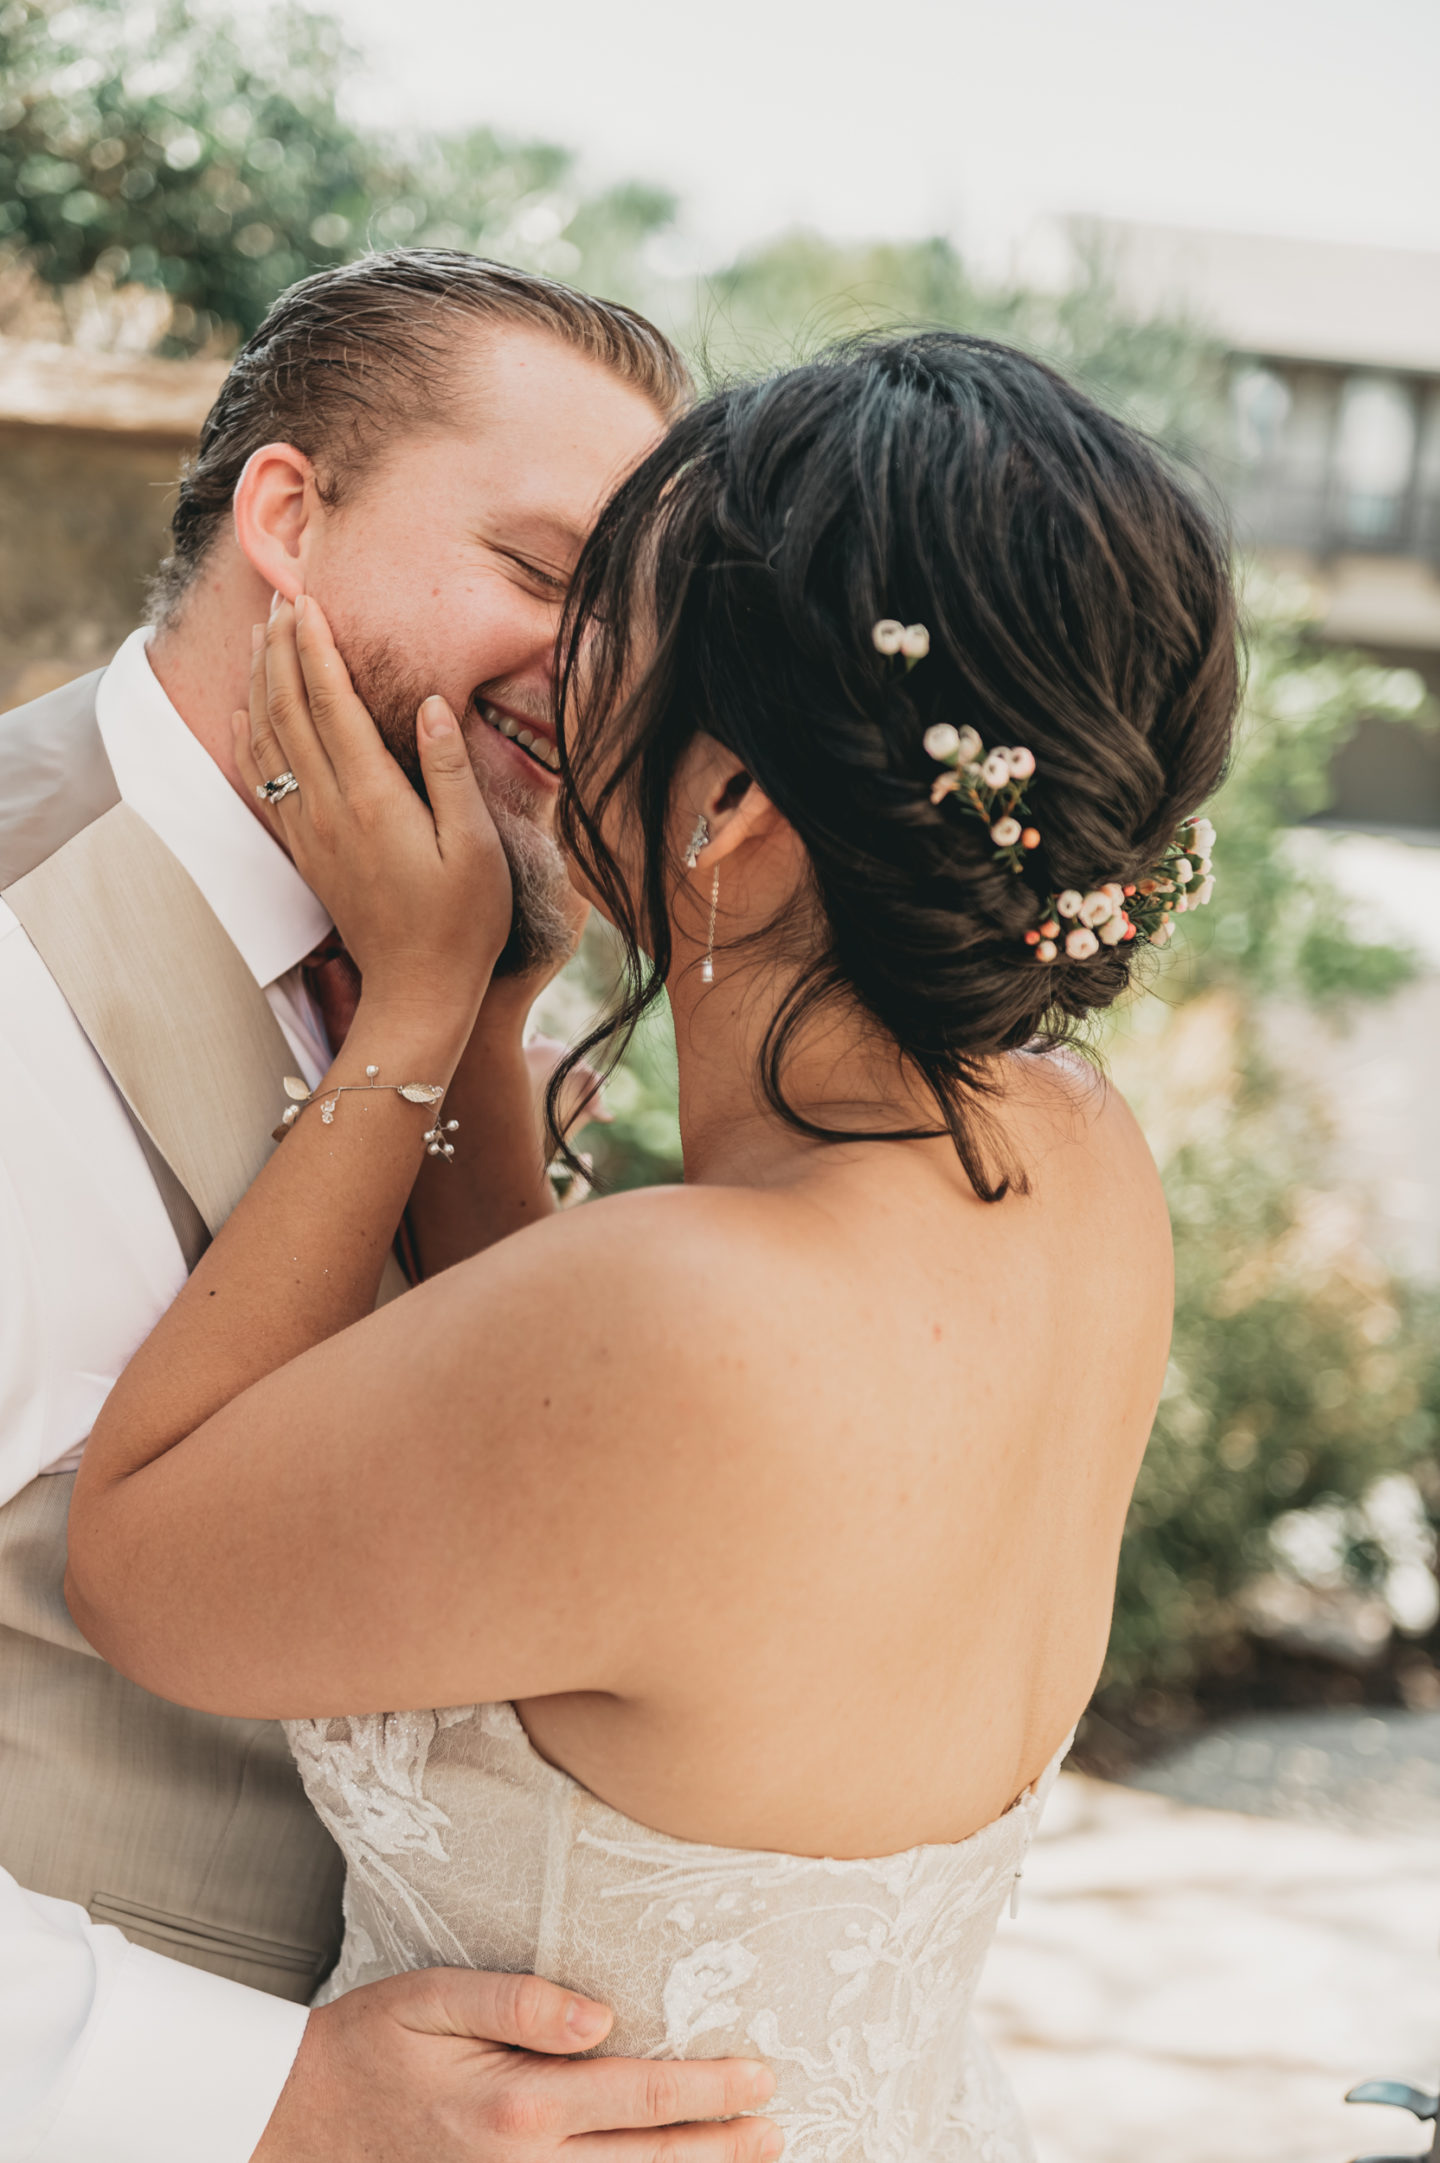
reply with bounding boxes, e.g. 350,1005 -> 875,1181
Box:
231,443 -> 319,600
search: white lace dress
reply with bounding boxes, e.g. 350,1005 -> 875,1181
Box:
286,1702 -> 1067,2163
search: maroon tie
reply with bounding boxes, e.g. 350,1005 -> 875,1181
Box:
301,931 -> 362,1057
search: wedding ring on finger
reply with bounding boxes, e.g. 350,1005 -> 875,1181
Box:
257,770 -> 300,805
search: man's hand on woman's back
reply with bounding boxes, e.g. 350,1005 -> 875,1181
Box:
252,1966 -> 781,2163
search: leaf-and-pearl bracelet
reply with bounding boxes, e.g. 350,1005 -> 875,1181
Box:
273,1065 -> 460,1161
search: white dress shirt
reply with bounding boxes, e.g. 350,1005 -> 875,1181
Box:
0,630 -> 333,2160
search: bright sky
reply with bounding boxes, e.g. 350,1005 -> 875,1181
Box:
333,0 -> 1440,273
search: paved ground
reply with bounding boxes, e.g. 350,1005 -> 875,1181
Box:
973,1760 -> 1440,2163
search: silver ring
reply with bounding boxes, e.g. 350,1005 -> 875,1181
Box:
257,771 -> 299,805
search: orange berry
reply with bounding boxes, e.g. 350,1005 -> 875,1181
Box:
1024,929 -> 1040,945
1039,919 -> 1059,939
1020,827 -> 1040,849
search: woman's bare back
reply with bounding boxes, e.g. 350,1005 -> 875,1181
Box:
516,1050 -> 1172,1858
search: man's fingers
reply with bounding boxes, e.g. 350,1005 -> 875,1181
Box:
570,2114 -> 783,2163
407,1967 -> 614,2055
539,2054 -> 777,2136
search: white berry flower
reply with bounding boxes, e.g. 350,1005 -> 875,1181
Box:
1189,817 -> 1216,855
872,619 -> 905,655
1174,858 -> 1193,884
899,623 -> 930,659
1036,938 -> 1058,962
923,722 -> 961,761
1055,890 -> 1083,918
1006,745 -> 1036,779
991,816 -> 1022,847
955,725 -> 983,765
1098,913 -> 1127,945
1078,890 -> 1115,927
1149,921 -> 1174,946
1195,875 -> 1215,905
1065,927 -> 1099,960
981,750 -> 1011,788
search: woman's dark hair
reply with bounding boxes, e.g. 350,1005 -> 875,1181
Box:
552,331 -> 1240,1200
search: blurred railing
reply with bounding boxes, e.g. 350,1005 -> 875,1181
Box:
1228,358 -> 1440,568
1229,473 -> 1440,566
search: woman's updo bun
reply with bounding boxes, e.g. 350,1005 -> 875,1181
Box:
555,331 -> 1240,1198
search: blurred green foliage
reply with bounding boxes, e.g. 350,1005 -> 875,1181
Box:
1108,1079 -> 1438,1698
0,0 -> 675,353
689,228 -> 1228,459
1095,598 -> 1438,1705
1188,588 -> 1431,1008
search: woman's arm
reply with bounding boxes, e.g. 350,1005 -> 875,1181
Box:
64,1174 -> 758,1719
65,595 -> 511,1498
63,600 -> 749,1723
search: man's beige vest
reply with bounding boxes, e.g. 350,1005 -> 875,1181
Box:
0,669 -> 386,2002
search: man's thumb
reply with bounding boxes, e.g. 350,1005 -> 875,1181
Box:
415,1968 -> 614,2055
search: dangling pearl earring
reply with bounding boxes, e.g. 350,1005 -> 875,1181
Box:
702,866 -> 720,984
684,814 -> 709,869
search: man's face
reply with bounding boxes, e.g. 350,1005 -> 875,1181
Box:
300,325 -> 668,970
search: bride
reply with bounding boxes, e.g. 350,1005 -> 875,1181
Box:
67,332 -> 1237,2161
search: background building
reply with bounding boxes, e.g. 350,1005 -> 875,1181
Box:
1085,219 -> 1440,828
1047,222 -> 1440,1278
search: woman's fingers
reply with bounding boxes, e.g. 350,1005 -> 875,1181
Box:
417,694 -> 514,926
247,620 -> 293,802
232,708 -> 287,842
417,697 -> 496,847
262,598 -> 337,798
292,591 -> 394,791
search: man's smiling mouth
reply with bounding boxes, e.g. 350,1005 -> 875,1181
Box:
476,698 -> 561,775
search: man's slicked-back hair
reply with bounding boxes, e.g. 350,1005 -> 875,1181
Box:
150,248 -> 692,622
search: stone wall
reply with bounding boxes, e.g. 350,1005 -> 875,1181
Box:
0,338 -> 223,712
0,422 -> 187,708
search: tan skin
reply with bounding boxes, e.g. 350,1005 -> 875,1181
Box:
67,596 -> 1173,1861
101,333 -> 782,2163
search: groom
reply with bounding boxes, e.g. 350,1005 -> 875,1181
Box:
0,252 -> 775,2161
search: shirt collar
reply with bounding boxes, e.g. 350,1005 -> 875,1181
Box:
95,628 -> 332,989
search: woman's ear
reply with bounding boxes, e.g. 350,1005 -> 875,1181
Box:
231,443 -> 319,601
683,746 -> 788,869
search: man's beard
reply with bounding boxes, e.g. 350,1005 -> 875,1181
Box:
346,638 -> 574,979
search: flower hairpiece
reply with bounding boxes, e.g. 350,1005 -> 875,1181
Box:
889,620 -> 1219,963
1019,816 -> 1215,960
873,618 -> 930,667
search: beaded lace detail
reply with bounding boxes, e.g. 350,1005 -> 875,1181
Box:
287,1701 -> 1067,2163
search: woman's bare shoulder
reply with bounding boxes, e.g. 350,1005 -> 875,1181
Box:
444,1179 -> 794,1348
1012,1046 -> 1169,1243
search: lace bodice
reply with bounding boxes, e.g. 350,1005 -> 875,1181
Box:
286,1702 -> 1066,2163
